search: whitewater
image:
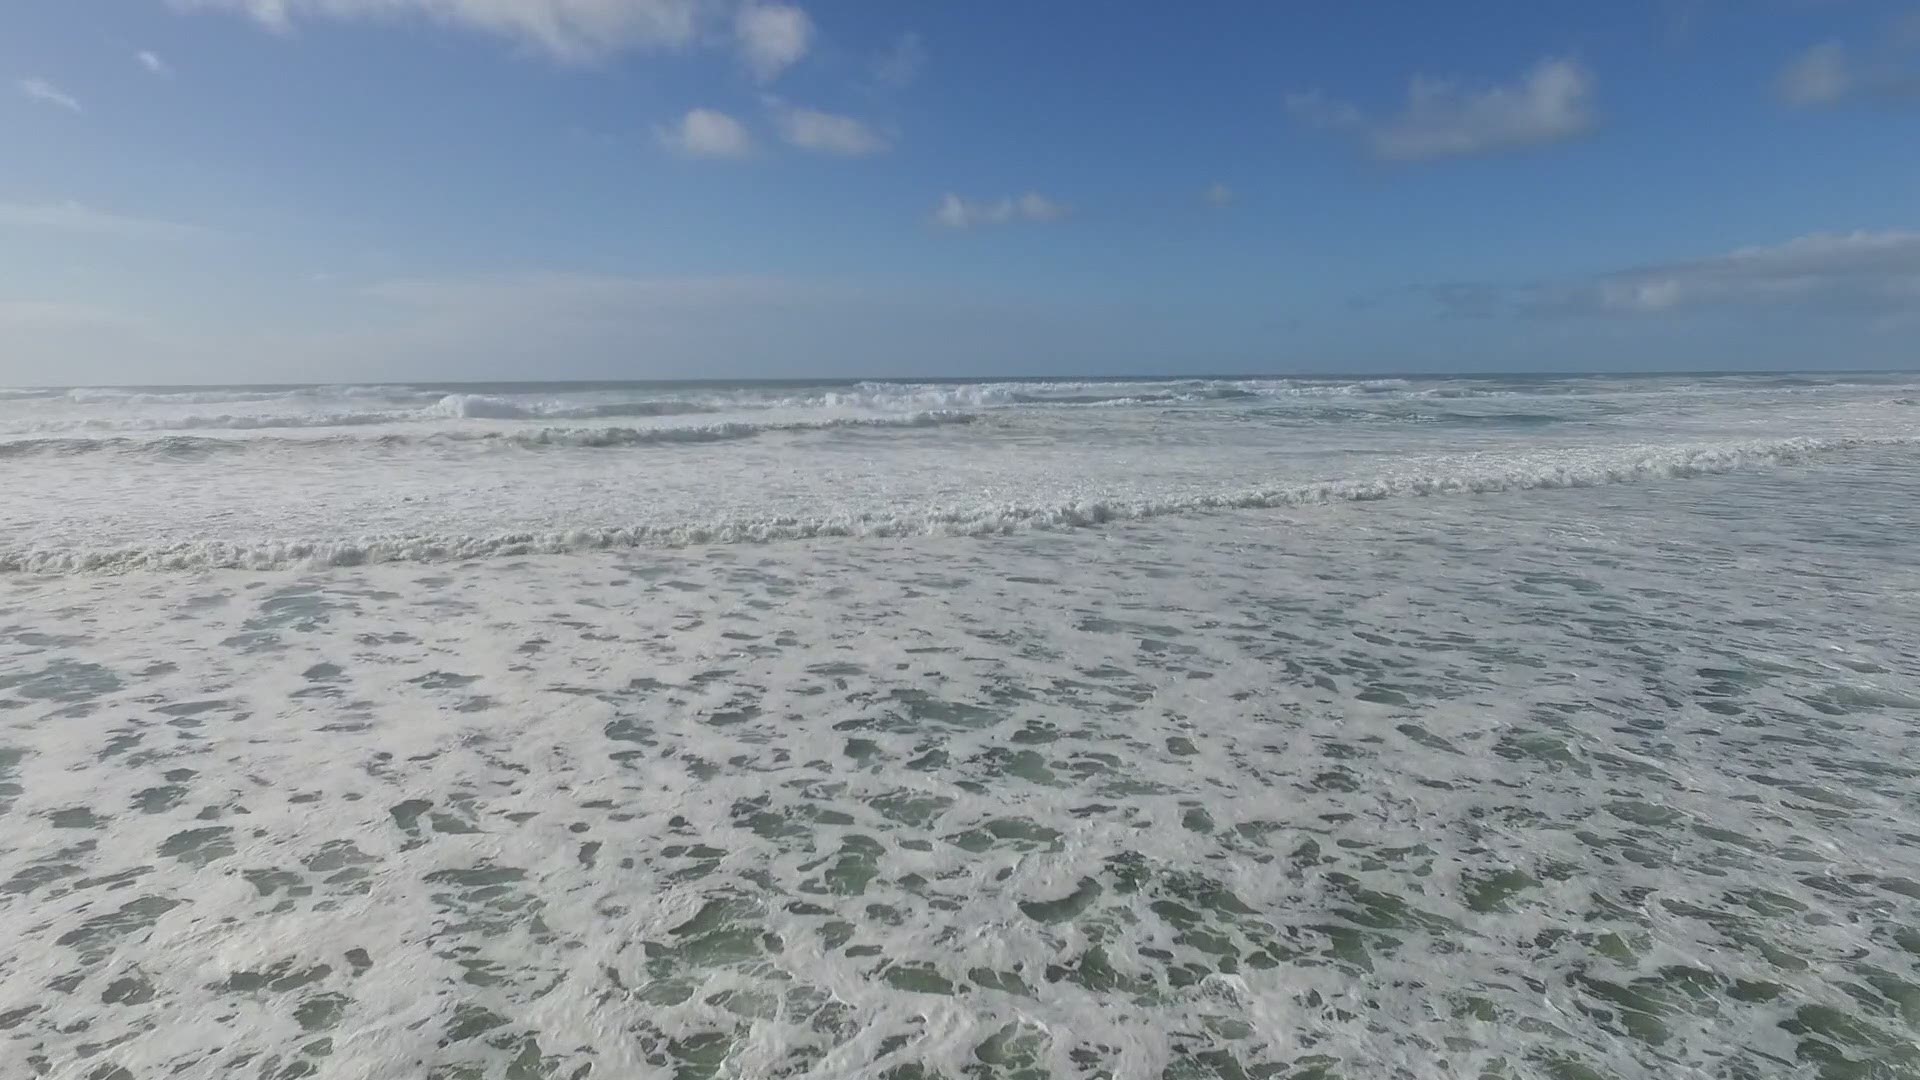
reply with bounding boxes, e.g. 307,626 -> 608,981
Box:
3,372 -> 1920,1079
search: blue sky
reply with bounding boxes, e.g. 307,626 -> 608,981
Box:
2,0 -> 1917,383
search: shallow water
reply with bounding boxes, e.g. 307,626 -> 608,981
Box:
3,376 -> 1920,1078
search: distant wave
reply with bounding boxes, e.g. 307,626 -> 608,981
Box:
59,385 -> 442,406
8,434 -> 1911,574
426,393 -> 721,421
0,410 -> 979,458
464,411 -> 977,448
4,381 -> 1429,434
6,392 -> 725,434
19,381 -> 1245,420
5,412 -> 417,435
1413,387 -> 1522,399
23,377 -> 1906,436
801,379 -> 1418,410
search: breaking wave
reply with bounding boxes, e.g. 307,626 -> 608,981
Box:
7,434 -> 1908,574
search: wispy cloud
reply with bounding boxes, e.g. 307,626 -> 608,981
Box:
1778,42 -> 1852,106
1435,231 -> 1920,317
138,50 -> 173,77
932,192 -> 1068,229
657,108 -> 753,159
1203,182 -> 1234,209
775,105 -> 888,156
0,201 -> 202,238
1777,37 -> 1920,108
1283,89 -> 1363,132
19,77 -> 83,113
1897,10 -> 1920,51
874,31 -> 925,88
1289,58 -> 1596,162
168,0 -> 709,63
735,2 -> 812,82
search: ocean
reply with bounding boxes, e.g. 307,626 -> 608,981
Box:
2,372 -> 1919,1078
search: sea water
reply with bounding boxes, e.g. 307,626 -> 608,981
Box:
2,373 -> 1918,1078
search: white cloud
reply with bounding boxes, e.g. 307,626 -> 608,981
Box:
657,107 -> 753,159
930,196 -> 973,229
19,78 -> 83,113
1204,182 -> 1234,208
1779,42 -> 1851,106
168,0 -> 708,63
873,30 -> 924,88
1443,231 -> 1920,317
777,105 -> 888,155
1290,58 -> 1596,162
171,0 -> 841,81
932,192 -> 1068,229
0,201 -> 202,238
1584,231 -> 1920,314
735,2 -> 811,82
138,50 -> 174,76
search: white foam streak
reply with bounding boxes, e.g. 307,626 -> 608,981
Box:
8,435 -> 1905,575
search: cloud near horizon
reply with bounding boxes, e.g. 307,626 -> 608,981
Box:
1289,57 -> 1596,162
1435,230 -> 1920,318
0,201 -> 204,238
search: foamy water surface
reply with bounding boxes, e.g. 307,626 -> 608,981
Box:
2,374 -> 1919,1078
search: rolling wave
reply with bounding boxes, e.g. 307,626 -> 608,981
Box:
7,434 -> 1908,574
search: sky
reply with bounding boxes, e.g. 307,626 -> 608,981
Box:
2,0 -> 1918,384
